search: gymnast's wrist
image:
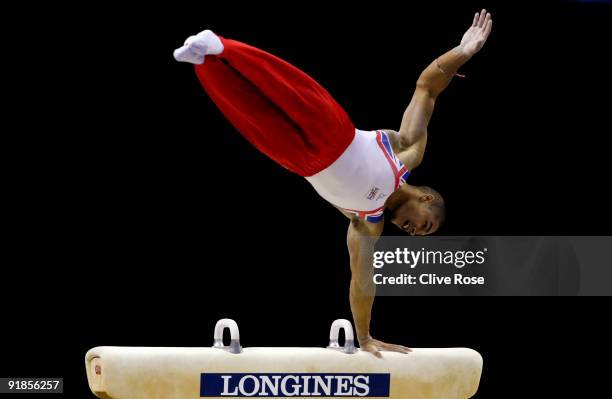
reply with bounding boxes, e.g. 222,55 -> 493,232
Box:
357,333 -> 372,343
456,44 -> 475,59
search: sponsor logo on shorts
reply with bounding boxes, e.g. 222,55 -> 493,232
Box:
200,373 -> 390,397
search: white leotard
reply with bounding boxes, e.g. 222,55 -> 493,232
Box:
305,129 -> 410,222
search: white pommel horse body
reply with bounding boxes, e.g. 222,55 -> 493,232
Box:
85,319 -> 483,399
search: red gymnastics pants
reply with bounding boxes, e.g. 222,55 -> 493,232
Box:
194,38 -> 355,177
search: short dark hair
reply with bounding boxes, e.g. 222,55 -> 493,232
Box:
420,186 -> 446,225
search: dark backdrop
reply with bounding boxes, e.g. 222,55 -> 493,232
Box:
2,1 -> 611,398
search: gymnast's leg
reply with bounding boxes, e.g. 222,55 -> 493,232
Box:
174,30 -> 355,176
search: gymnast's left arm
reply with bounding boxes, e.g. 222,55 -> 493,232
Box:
389,9 -> 493,170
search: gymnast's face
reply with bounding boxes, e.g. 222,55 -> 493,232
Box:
390,195 -> 441,236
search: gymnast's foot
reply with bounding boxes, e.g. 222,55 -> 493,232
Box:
173,30 -> 224,64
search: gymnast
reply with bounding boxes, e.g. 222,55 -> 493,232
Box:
174,9 -> 492,357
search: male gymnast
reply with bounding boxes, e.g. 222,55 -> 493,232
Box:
174,9 -> 493,356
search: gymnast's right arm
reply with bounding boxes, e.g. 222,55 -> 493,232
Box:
347,217 -> 412,357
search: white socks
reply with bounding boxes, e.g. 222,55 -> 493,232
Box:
173,30 -> 224,65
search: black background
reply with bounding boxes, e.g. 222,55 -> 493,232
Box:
2,1 -> 611,398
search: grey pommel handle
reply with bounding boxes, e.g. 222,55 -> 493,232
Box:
212,318 -> 242,354
327,319 -> 357,354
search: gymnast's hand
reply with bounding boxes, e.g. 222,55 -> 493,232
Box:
459,9 -> 493,57
359,336 -> 412,358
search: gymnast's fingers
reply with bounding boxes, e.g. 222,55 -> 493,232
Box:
362,343 -> 383,358
477,9 -> 487,28
484,19 -> 493,39
481,13 -> 491,31
392,344 -> 413,353
381,342 -> 412,354
472,12 -> 479,27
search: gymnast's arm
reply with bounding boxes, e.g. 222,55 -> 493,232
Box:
346,216 -> 411,357
388,9 -> 493,170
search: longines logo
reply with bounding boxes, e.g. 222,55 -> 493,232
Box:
200,373 -> 391,397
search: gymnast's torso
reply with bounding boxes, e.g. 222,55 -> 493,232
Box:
305,129 -> 410,223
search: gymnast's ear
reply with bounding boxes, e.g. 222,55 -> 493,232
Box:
418,193 -> 434,203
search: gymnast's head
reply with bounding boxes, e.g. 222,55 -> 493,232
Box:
387,185 -> 445,235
